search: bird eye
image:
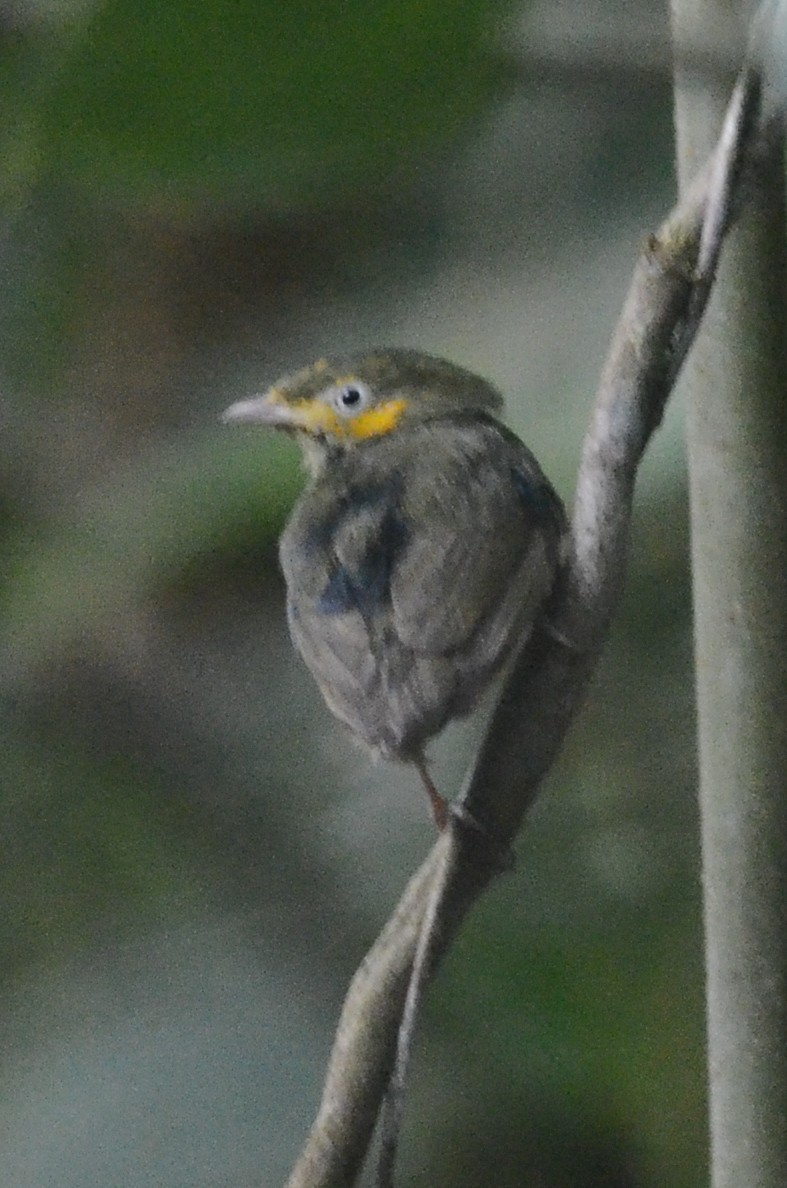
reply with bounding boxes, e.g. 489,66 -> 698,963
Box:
333,382 -> 371,416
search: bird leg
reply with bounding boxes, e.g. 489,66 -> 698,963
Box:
414,758 -> 515,869
414,758 -> 448,831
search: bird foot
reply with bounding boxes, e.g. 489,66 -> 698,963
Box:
415,760 -> 515,869
539,616 -> 577,651
448,804 -> 516,872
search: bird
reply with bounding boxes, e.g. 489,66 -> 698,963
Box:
223,349 -> 569,829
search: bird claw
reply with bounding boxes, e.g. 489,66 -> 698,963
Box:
447,803 -> 516,873
538,616 -> 577,651
415,760 -> 514,869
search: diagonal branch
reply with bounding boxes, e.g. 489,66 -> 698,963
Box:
284,7 -> 779,1185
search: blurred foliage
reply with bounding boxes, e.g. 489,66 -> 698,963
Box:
0,725 -> 202,972
2,431 -> 299,673
4,0 -> 508,217
0,1 -> 707,1186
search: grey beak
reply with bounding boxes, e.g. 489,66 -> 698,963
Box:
221,394 -> 295,426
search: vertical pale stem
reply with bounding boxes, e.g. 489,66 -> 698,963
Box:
672,3 -> 787,1186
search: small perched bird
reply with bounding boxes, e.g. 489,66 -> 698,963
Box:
224,349 -> 568,828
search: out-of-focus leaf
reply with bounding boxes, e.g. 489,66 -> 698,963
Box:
0,732 -> 203,976
2,431 -> 299,676
31,0 -> 511,216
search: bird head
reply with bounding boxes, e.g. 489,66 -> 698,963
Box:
222,350 -> 504,464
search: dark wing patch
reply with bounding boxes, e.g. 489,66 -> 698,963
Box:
309,478 -> 407,619
511,464 -> 568,549
317,566 -> 358,615
317,502 -> 407,617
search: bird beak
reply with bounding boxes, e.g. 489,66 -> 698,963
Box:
221,390 -> 297,428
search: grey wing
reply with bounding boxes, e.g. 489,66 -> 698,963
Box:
390,425 -> 566,662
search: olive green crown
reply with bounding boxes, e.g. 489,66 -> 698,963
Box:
280,348 -> 504,419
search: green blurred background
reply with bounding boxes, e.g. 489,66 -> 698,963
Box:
1,1 -> 706,1184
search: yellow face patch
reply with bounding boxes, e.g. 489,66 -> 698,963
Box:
346,398 -> 407,439
291,396 -> 407,441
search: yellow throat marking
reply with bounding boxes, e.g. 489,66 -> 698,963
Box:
295,396 -> 407,441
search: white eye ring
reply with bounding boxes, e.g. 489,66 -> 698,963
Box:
332,381 -> 371,416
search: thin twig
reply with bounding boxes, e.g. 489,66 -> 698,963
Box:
376,823 -> 460,1187
284,5 -> 776,1185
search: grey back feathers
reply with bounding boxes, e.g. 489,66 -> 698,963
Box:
280,416 -> 566,761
